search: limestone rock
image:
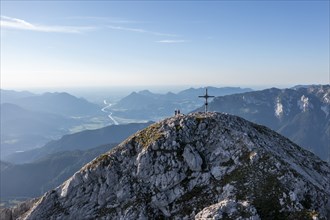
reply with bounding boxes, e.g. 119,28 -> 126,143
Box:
8,112 -> 330,219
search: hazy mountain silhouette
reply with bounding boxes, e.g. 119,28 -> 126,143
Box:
0,103 -> 77,159
4,92 -> 100,117
0,89 -> 36,104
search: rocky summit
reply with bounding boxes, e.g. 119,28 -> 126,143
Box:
5,112 -> 330,219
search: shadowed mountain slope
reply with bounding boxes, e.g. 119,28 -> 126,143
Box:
5,122 -> 153,164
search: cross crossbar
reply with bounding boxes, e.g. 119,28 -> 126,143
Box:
198,88 -> 215,113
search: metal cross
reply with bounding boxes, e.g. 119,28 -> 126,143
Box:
198,88 -> 215,113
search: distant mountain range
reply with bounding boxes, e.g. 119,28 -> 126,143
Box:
1,87 -> 251,161
110,87 -> 252,121
0,90 -> 111,160
0,89 -> 36,104
2,86 -> 328,163
195,85 -> 330,161
1,91 -> 101,117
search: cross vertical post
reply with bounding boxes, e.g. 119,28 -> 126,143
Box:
198,88 -> 215,113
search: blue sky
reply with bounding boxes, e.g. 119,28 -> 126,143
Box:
1,1 -> 329,89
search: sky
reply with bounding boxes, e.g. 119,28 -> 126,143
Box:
1,1 -> 329,90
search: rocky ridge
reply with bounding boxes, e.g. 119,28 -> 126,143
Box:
6,112 -> 330,219
199,85 -> 330,162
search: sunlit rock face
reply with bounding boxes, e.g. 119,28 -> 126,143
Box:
201,85 -> 330,162
9,112 -> 330,220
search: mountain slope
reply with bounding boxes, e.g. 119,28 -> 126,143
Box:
0,144 -> 116,200
11,112 -> 330,219
4,122 -> 153,164
196,85 -> 330,161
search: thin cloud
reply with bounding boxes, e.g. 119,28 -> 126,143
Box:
156,39 -> 188,43
107,25 -> 178,37
1,16 -> 95,33
67,16 -> 142,24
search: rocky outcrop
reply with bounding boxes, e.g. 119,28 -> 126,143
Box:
0,198 -> 38,220
11,112 -> 330,219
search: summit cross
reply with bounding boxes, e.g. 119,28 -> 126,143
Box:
198,88 -> 215,113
